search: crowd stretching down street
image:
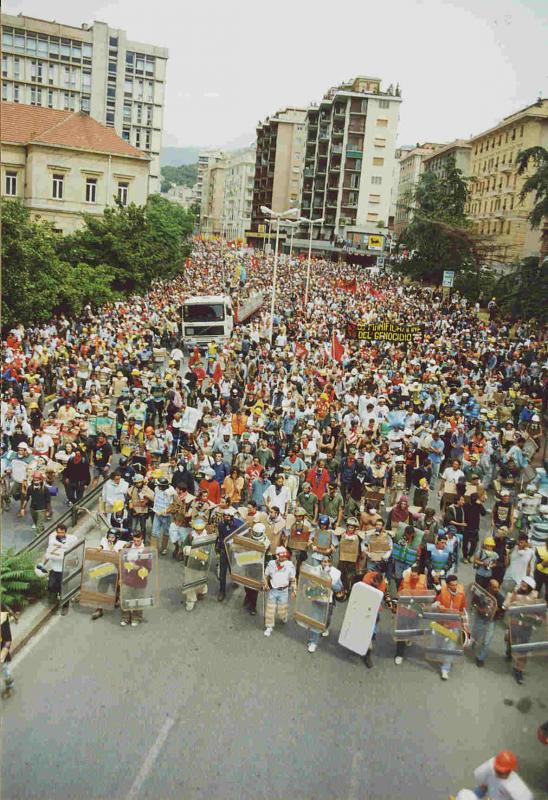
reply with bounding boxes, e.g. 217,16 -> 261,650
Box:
1,238 -> 547,796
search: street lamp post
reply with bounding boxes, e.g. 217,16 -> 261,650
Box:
261,205 -> 300,342
301,215 -> 324,307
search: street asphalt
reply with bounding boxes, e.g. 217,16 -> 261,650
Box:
2,549 -> 547,800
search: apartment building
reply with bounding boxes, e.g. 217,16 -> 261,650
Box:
250,107 -> 307,230
422,139 -> 472,178
394,142 -> 444,235
389,145 -> 413,230
300,76 -> 402,245
222,146 -> 256,240
1,102 -> 150,233
1,13 -> 167,193
467,98 -> 548,263
196,149 -> 221,229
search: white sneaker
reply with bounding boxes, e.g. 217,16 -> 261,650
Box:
441,669 -> 449,681
131,620 -> 139,627
264,626 -> 273,637
394,656 -> 403,665
120,620 -> 128,626
321,629 -> 329,638
185,602 -> 195,612
31,524 -> 36,530
307,642 -> 318,653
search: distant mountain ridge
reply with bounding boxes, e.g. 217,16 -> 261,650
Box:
161,133 -> 255,167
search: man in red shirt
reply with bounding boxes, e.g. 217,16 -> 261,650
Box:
306,455 -> 330,500
198,468 -> 221,505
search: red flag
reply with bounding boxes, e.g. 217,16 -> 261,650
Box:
212,362 -> 223,384
189,346 -> 200,367
332,331 -> 343,363
295,342 -> 307,359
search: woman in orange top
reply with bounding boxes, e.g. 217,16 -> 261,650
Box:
395,566 -> 429,665
433,574 -> 469,680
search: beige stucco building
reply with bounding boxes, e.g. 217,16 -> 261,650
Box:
222,146 -> 256,240
394,142 -> 444,235
422,139 -> 472,178
251,107 -> 307,230
1,102 -> 150,233
467,99 -> 548,263
1,13 -> 167,193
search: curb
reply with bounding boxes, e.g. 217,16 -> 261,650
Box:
12,604 -> 56,657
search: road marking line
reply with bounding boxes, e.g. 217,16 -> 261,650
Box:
348,750 -> 366,800
11,615 -> 61,673
126,715 -> 175,800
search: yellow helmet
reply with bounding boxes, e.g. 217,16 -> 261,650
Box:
192,517 -> 207,532
112,500 -> 125,513
484,537 -> 495,547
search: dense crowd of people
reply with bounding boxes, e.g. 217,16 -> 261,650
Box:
1,239 -> 547,703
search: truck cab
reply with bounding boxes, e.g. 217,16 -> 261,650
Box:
182,295 -> 233,350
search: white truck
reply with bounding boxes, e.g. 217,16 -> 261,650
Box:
182,293 -> 264,349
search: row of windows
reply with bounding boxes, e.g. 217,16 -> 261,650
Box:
1,55 -> 92,90
2,30 -> 92,61
4,171 -> 129,205
474,219 -> 512,236
125,52 -> 155,76
124,78 -> 155,102
469,195 -> 516,214
473,126 -> 524,154
2,81 -> 90,112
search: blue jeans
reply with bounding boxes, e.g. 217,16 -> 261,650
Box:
152,514 -> 171,538
472,616 -> 495,662
429,460 -> 441,488
441,638 -> 458,674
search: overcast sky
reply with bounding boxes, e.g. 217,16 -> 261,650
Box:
7,0 -> 548,149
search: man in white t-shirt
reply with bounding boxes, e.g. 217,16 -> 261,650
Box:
473,751 -> 532,800
501,534 -> 536,593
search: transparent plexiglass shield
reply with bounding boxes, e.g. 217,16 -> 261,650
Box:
294,563 -> 331,632
394,590 -> 436,642
507,602 -> 548,660
181,534 -> 216,591
422,611 -> 464,661
225,532 -> 267,591
79,548 -> 120,610
467,582 -> 498,622
120,548 -> 159,611
60,539 -> 86,604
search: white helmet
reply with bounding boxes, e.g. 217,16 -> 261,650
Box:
456,792 -> 478,800
252,522 -> 266,538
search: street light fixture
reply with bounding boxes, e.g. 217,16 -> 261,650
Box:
300,214 -> 324,306
261,206 -> 300,341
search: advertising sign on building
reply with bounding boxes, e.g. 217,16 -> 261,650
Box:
368,235 -> 384,252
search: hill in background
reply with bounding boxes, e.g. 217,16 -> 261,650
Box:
160,163 -> 198,192
160,146 -> 202,167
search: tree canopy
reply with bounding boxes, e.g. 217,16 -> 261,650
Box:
1,195 -> 194,327
160,162 -> 198,193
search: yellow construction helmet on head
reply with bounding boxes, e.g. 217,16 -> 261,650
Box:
484,537 -> 495,547
192,517 -> 207,532
112,500 -> 125,513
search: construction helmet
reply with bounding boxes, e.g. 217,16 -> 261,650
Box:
494,750 -> 517,773
192,518 -> 207,532
484,537 -> 496,547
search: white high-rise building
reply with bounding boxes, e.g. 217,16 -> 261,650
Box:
1,13 -> 168,193
222,146 -> 256,240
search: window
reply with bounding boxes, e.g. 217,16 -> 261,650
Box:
507,221 -> 511,234
48,89 -> 54,108
372,157 -> 384,167
371,176 -> 382,185
126,52 -> 134,67
82,70 -> 91,89
117,181 -> 129,205
145,58 -> 154,75
81,95 -> 90,113
369,194 -> 381,203
106,110 -> 115,126
136,103 -> 143,123
69,68 -> 77,87
38,38 -> 48,55
49,63 -> 55,83
137,80 -> 144,99
14,58 -> 20,79
135,129 -> 141,148
124,79 -> 133,95
109,36 -> 118,47
146,81 -> 154,102
83,43 -> 93,58
13,84 -> 20,103
122,127 -> 130,141
107,86 -> 116,99
374,138 -> 386,147
379,99 -> 389,109
60,41 -> 71,58
145,130 -> 151,150
1,55 -> 7,77
146,105 -> 153,125
367,212 -> 378,221
2,32 -> 13,48
136,58 -> 145,73
108,61 -> 117,75
376,118 -> 388,128
14,35 -> 25,52
36,61 -> 43,82
30,86 -> 42,105
72,44 -> 81,59
5,171 -> 17,196
85,178 -> 97,203
49,40 -> 59,57
123,102 -> 132,121
26,36 -> 37,54
52,174 -> 64,199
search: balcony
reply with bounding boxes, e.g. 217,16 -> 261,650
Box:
304,167 -> 315,177
346,149 -> 363,159
329,163 -> 341,173
334,106 -> 346,117
332,128 -> 344,138
331,145 -> 343,154
319,130 -> 330,141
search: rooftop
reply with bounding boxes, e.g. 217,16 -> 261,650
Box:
422,139 -> 472,162
1,103 -> 148,159
468,98 -> 548,142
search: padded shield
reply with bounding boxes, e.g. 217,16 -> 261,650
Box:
467,582 -> 498,622
507,602 -> 548,659
225,532 -> 267,591
394,589 -> 437,641
181,534 -> 216,591
294,563 -> 332,632
60,539 -> 86,604
119,547 -> 159,611
79,548 -> 120,610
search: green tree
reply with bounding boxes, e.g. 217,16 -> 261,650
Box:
517,145 -> 548,261
1,200 -> 68,326
398,159 -> 477,282
58,195 -> 194,293
160,163 -> 198,192
496,256 -> 548,323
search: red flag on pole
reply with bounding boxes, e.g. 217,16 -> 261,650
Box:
189,346 -> 200,367
212,362 -> 223,385
332,330 -> 343,363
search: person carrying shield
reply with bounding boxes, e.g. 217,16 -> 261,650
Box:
263,547 -> 296,637
181,517 -> 211,611
242,522 -> 270,616
306,553 -> 344,653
